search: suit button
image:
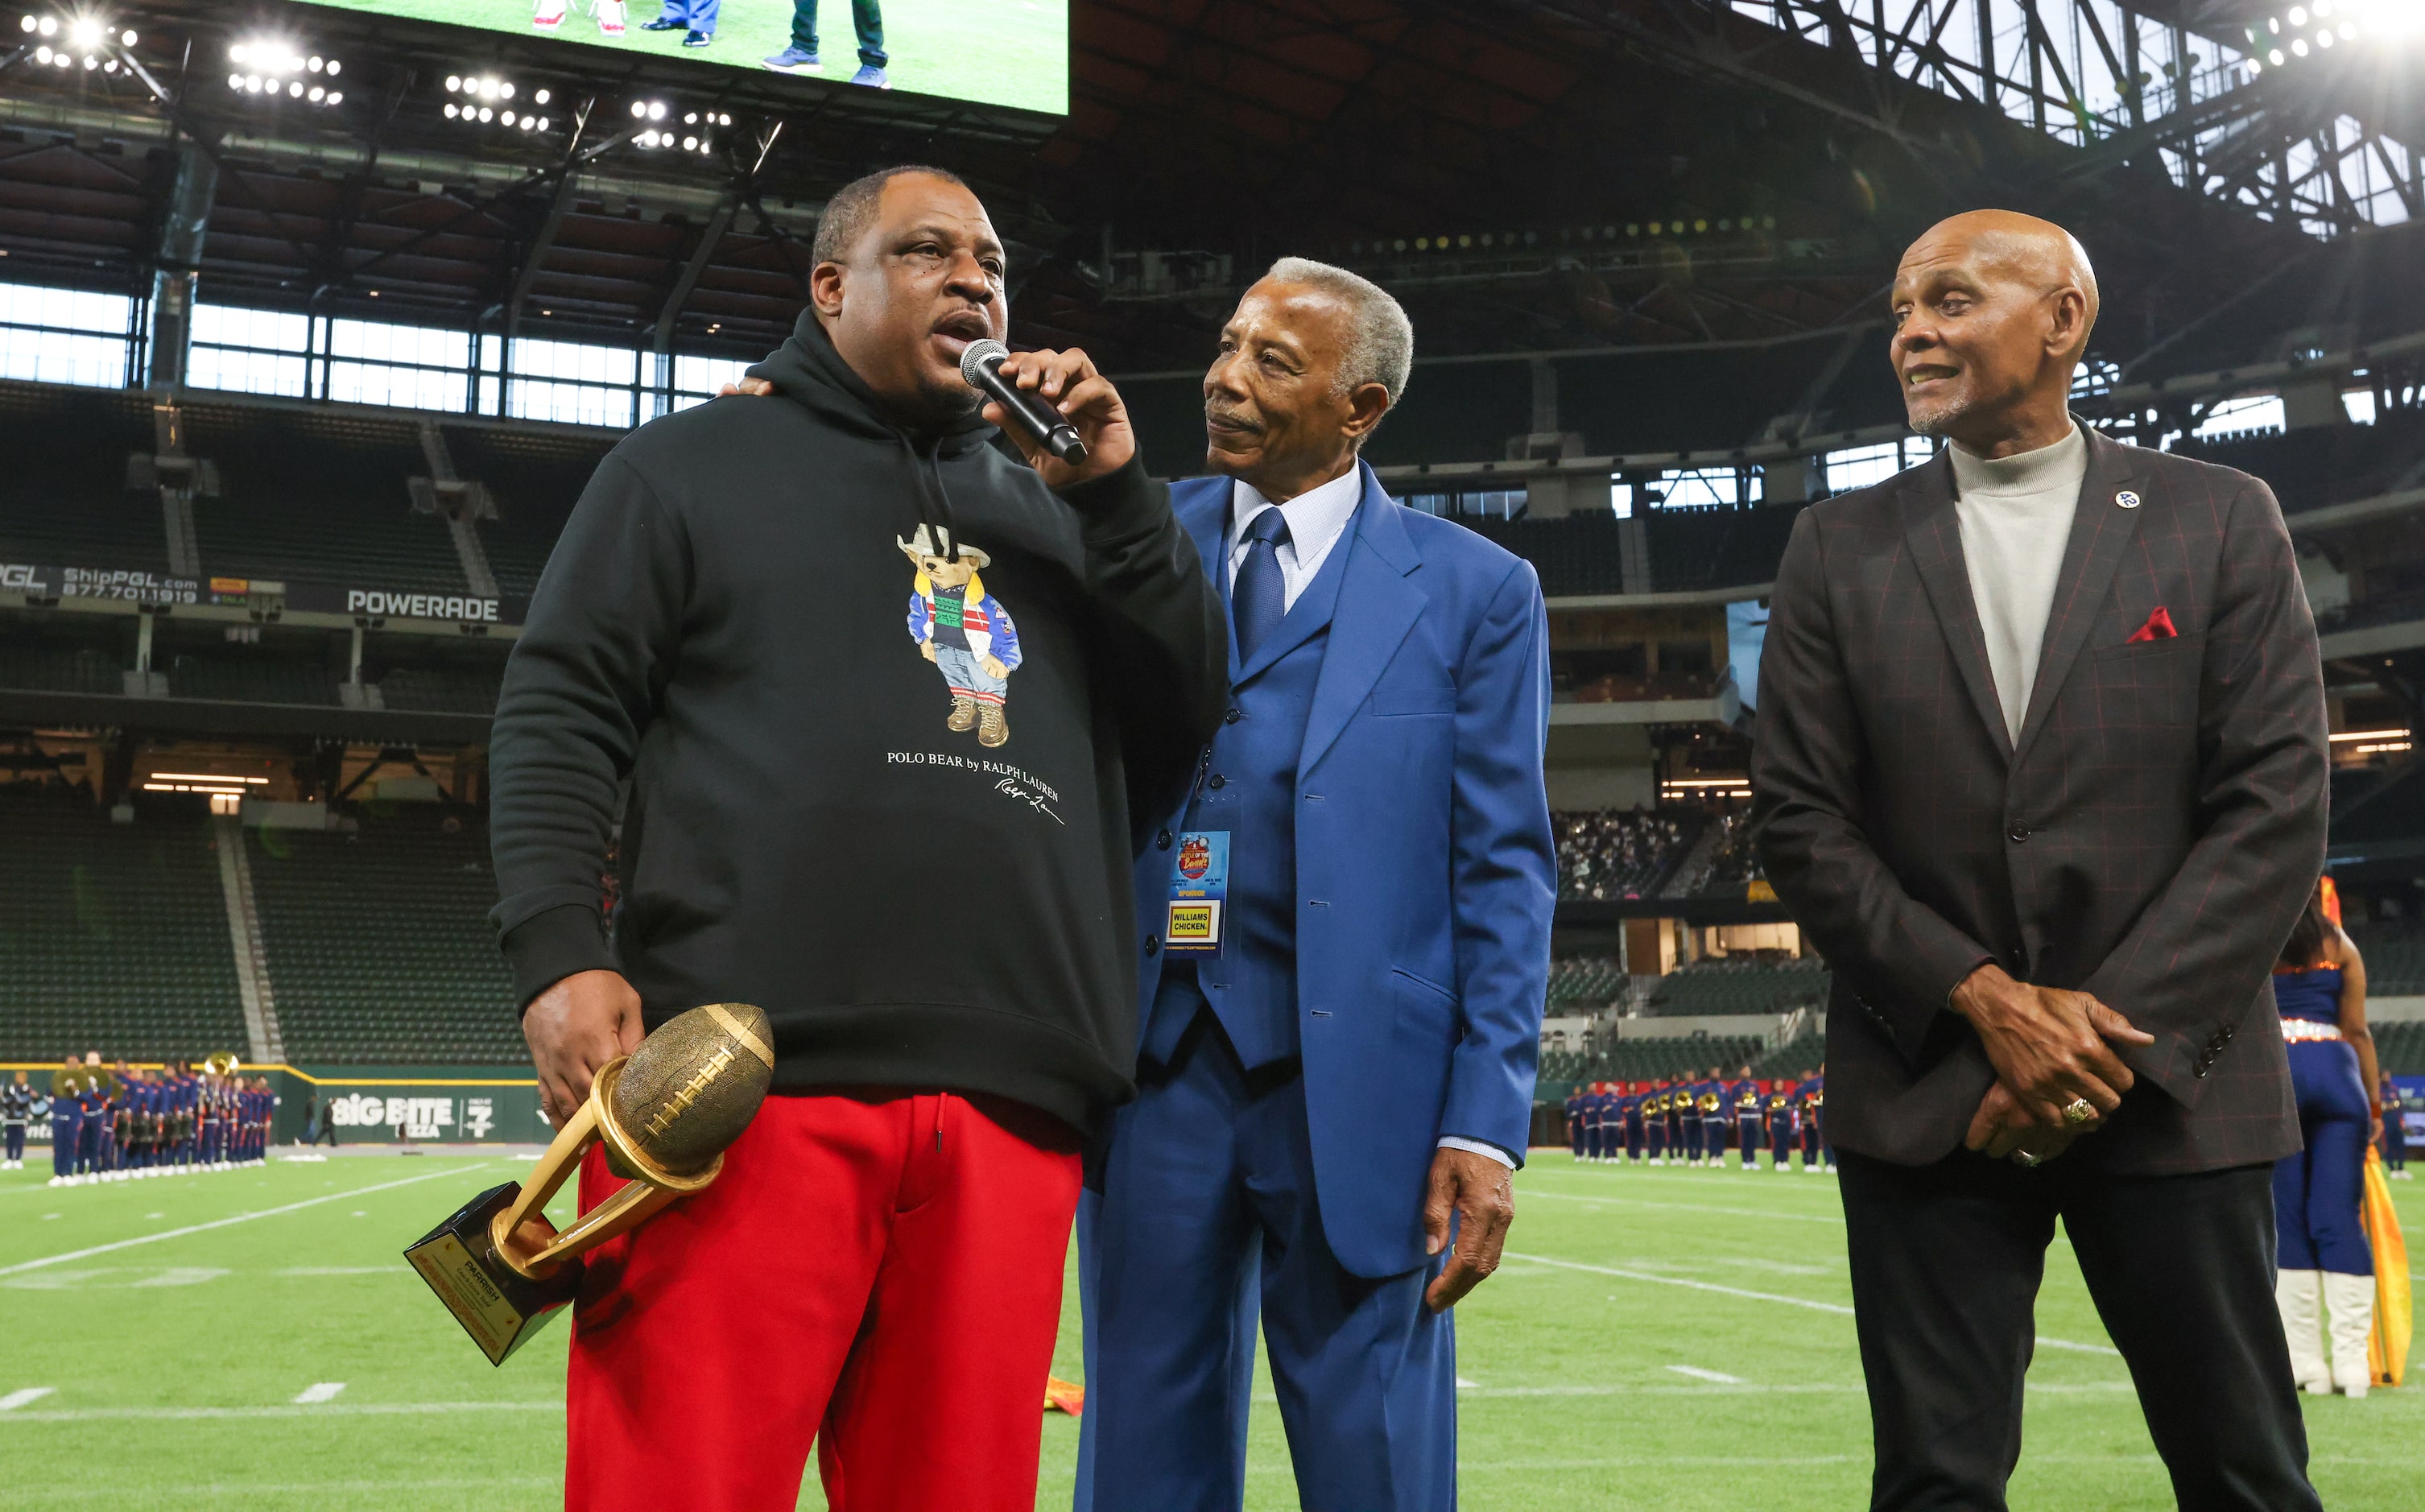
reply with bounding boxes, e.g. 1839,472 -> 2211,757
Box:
1208,774 -> 1226,790
1144,934 -> 1160,956
1155,829 -> 1172,850
2007,825 -> 2031,844
2195,1063 -> 2210,1079
1224,708 -> 1242,725
2221,1024 -> 2235,1041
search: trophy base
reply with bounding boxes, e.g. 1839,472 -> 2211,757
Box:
407,1181 -> 581,1366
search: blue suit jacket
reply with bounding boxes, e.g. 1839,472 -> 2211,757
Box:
1133,461 -> 1556,1279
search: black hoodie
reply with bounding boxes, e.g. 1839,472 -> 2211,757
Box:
487,312 -> 1227,1131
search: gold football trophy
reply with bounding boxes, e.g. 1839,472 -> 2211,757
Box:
406,1002 -> 774,1365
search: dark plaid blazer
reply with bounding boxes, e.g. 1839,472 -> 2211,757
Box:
1750,424 -> 2327,1175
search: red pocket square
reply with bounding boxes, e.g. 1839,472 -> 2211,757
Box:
2126,606 -> 2178,643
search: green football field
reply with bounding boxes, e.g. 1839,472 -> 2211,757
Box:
289,0 -> 1069,116
1,1151 -> 2419,1510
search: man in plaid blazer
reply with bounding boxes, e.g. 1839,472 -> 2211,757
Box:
1752,212 -> 2327,1511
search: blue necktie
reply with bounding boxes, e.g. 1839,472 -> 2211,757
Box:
1232,506 -> 1291,659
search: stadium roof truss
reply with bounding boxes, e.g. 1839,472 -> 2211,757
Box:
1698,0 -> 2420,238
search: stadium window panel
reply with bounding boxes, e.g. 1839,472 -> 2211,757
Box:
1456,488 -> 1527,519
0,281 -> 134,387
1822,442 -> 1904,495
329,317 -> 472,371
326,360 -> 469,412
2192,394 -> 2286,440
0,326 -> 129,387
506,338 -> 638,427
509,376 -> 635,428
192,304 -> 311,354
1609,480 -> 1634,519
1400,492 -> 1451,517
0,280 -> 132,335
669,353 -> 752,412
1657,467 -> 1755,510
188,344 -> 311,399
189,304 -> 317,398
2344,390 -> 2378,426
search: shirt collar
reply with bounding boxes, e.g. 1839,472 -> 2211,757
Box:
1227,464 -> 1365,559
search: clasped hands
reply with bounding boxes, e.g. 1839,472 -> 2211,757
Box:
1951,964 -> 2156,1167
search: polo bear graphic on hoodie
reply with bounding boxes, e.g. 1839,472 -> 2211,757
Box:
900,522 -> 1022,747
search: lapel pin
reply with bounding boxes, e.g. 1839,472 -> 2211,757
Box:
2115,490 -> 2141,510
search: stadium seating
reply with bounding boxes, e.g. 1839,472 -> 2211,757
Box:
441,423 -> 612,598
1643,506 -> 1801,593
247,809 -> 525,1064
2346,920 -> 2425,995
0,642 -> 121,694
2174,412 -> 2425,516
1556,808 -> 1697,899
1547,955 -> 1627,1008
378,663 -> 504,716
0,783 -> 251,1062
1753,1030 -> 1824,1080
1452,504 -> 1800,599
167,651 -> 340,706
183,402 -> 469,593
0,382 -> 169,572
2373,1020 -> 2425,1075
1645,956 -> 1829,1017
1668,808 -> 1764,897
1538,1035 -> 1768,1084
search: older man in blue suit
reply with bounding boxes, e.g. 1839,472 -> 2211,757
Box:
1076,259 -> 1556,1512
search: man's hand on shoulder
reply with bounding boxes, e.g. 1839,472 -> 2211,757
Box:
523,969 -> 645,1126
1423,1146 -> 1514,1313
988,347 -> 1135,490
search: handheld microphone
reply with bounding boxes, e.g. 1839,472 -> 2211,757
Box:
960,338 -> 1088,464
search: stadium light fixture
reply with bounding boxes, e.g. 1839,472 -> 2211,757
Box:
227,35 -> 343,105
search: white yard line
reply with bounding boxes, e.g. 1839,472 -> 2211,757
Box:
0,1399 -> 556,1424
1666,1365 -> 1745,1384
1519,1188 -> 1846,1225
291,1382 -> 345,1404
0,1388 -> 56,1411
274,1266 -> 410,1277
19,1477 -> 560,1502
1506,1250 -> 2121,1357
0,1166 -> 483,1278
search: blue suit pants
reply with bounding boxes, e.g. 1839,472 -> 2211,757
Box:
1076,1016 -> 1456,1512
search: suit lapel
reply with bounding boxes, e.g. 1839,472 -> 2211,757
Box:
2011,427 -> 2145,765
1299,464 -> 1425,779
1899,451 -> 2014,763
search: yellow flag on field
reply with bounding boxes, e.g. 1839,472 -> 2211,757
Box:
2364,1146 -> 2410,1387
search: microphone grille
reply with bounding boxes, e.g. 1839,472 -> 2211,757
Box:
959,337 -> 1010,386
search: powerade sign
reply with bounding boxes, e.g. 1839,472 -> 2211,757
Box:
282,583 -> 527,623
0,561 -> 528,625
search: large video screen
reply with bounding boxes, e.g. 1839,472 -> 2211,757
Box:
295,0 -> 1068,115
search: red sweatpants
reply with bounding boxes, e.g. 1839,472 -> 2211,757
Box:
562,1089 -> 1084,1511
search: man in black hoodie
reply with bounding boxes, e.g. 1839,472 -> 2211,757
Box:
486,165 -> 1225,1512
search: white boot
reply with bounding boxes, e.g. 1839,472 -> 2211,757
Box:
2323,1270 -> 2376,1398
2276,1269 -> 2330,1393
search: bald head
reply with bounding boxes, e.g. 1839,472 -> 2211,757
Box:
1890,210 -> 2101,457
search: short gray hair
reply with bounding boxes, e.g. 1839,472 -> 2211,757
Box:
1264,257 -> 1414,409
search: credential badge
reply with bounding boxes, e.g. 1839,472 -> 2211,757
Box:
2115,490 -> 2141,510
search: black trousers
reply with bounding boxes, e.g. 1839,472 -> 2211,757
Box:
1837,1149 -> 2320,1512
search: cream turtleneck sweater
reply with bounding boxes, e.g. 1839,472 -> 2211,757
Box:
1948,423 -> 2089,745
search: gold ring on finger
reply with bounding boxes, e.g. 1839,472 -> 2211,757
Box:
2060,1097 -> 2097,1126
